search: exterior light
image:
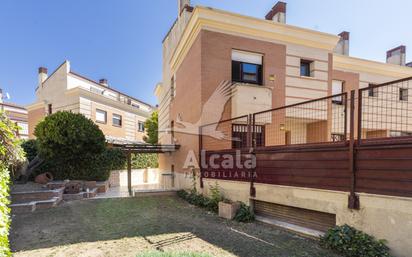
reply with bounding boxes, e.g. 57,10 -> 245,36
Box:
269,74 -> 276,81
279,124 -> 285,131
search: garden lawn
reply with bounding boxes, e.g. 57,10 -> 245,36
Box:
10,196 -> 341,257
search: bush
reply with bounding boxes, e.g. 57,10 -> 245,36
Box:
21,139 -> 37,162
1,111 -> 25,257
177,184 -> 224,214
320,224 -> 392,257
35,111 -> 106,160
33,111 -> 124,181
205,183 -> 223,213
131,153 -> 158,169
234,203 -> 255,223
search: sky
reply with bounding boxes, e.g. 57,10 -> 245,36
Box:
0,0 -> 411,106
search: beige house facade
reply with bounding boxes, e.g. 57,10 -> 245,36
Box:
28,61 -> 153,142
155,1 -> 412,256
0,89 -> 28,139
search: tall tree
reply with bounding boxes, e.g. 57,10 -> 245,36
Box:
143,111 -> 158,145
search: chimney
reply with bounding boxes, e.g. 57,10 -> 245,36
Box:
38,67 -> 48,86
334,31 -> 350,56
178,0 -> 192,16
265,2 -> 286,23
99,78 -> 108,87
386,45 -> 406,66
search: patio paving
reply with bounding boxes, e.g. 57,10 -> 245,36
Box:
10,196 -> 341,257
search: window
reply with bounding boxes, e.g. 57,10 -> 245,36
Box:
390,131 -> 412,137
170,76 -> 175,99
48,104 -> 52,115
331,133 -> 345,142
17,122 -> 28,136
231,124 -> 265,149
138,121 -> 145,132
232,50 -> 263,85
332,80 -> 344,104
399,88 -> 408,101
368,84 -> 378,97
300,60 -> 313,77
96,109 -> 107,123
112,114 -> 122,127
171,120 -> 174,141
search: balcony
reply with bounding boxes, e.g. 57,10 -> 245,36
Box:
231,82 -> 272,118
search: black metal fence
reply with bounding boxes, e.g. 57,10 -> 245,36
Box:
358,77 -> 412,143
199,77 -> 412,151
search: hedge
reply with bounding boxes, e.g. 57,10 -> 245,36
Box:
30,111 -> 125,181
131,153 -> 158,169
0,111 -> 24,257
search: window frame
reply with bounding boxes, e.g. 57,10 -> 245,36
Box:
95,109 -> 107,124
138,121 -> 145,132
232,60 -> 263,85
112,113 -> 122,127
368,84 -> 378,97
300,59 -> 313,77
399,88 -> 408,101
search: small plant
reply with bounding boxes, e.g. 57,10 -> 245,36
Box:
177,189 -> 189,200
320,224 -> 392,257
234,203 -> 255,222
205,182 -> 224,213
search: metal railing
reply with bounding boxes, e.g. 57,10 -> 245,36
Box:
252,93 -> 348,148
199,76 -> 412,151
358,77 -> 412,143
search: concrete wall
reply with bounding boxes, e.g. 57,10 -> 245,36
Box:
202,178 -> 412,257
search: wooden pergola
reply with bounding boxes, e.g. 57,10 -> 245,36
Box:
119,144 -> 180,195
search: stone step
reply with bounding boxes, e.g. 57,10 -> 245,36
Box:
10,202 -> 36,213
35,197 -> 61,209
11,188 -> 64,204
134,189 -> 178,197
10,197 -> 62,213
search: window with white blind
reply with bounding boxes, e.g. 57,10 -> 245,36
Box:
17,122 -> 28,135
96,109 -> 107,123
232,50 -> 263,85
112,114 -> 122,127
138,121 -> 145,132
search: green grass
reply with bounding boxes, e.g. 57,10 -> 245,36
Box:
10,196 -> 342,257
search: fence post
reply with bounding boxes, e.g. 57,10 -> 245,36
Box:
249,114 -> 256,197
343,93 -> 348,140
127,150 -> 132,196
199,126 -> 204,188
348,90 -> 360,209
357,89 -> 363,144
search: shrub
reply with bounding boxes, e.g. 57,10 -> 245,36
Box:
177,184 -> 224,214
143,111 -> 158,145
205,183 -> 223,213
0,111 -> 25,257
35,111 -> 106,160
131,153 -> 158,169
320,224 -> 392,257
33,111 -> 123,181
21,139 -> 37,162
234,203 -> 255,223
